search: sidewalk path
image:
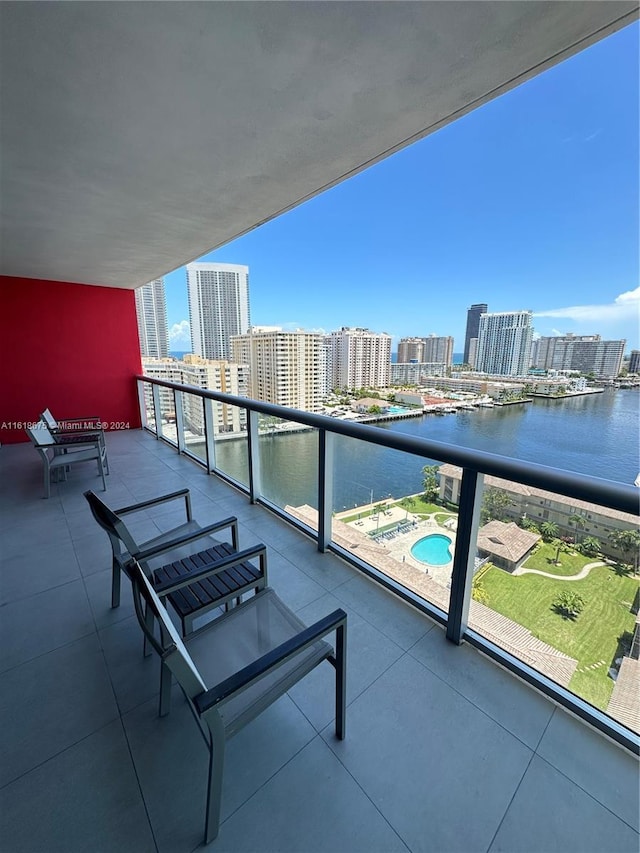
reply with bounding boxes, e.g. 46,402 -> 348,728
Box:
514,560 -> 606,580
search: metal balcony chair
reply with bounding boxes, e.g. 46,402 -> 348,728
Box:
26,424 -> 107,498
84,489 -> 267,637
129,559 -> 347,844
40,408 -> 109,473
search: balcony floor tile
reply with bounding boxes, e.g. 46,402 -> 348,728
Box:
0,720 -> 156,853
124,691 -> 318,853
334,572 -> 433,650
0,634 -> 119,786
322,652 -> 533,853
0,539 -> 80,604
215,736 -> 410,853
0,579 -> 95,672
409,627 -> 555,749
489,754 -> 639,853
537,707 -> 640,831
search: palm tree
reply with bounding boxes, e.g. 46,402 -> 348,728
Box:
568,513 -> 586,544
581,535 -> 601,557
540,521 -> 559,542
552,538 -> 569,565
608,529 -> 640,575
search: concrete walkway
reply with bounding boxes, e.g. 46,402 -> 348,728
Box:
514,560 -> 606,580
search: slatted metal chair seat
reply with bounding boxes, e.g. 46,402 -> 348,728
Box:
85,489 -> 267,636
152,542 -> 264,628
130,559 -> 347,844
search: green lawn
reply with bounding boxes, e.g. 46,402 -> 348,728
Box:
521,542 -> 593,577
398,496 -> 442,516
480,563 -> 639,710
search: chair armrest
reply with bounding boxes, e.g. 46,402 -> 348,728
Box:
194,608 -> 347,715
53,437 -> 102,450
115,488 -> 191,519
133,516 -> 239,561
55,427 -> 104,437
152,545 -> 267,595
55,416 -> 102,431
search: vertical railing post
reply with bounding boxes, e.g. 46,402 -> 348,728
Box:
317,429 -> 335,552
203,398 -> 216,473
247,409 -> 262,504
447,469 -> 484,644
151,383 -> 162,439
174,390 -> 186,452
137,379 -> 148,430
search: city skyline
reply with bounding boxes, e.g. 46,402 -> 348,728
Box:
162,23 -> 638,352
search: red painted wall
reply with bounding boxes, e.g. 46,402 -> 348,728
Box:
0,276 -> 142,443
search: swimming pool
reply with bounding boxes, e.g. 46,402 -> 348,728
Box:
387,406 -> 410,414
410,534 -> 453,566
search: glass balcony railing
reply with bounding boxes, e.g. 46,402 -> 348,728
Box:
137,374 -> 640,753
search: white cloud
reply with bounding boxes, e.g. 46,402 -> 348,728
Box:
169,320 -> 191,347
533,287 -> 640,323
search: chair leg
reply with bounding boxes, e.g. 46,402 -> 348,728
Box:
142,600 -> 155,658
111,559 -> 121,608
97,453 -> 106,492
159,661 -> 172,717
335,621 -> 347,740
44,462 -> 51,499
102,436 -> 110,475
204,715 -> 226,845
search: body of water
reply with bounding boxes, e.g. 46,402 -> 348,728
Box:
209,389 -> 639,512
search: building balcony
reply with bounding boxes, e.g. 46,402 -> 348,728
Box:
1,425 -> 638,852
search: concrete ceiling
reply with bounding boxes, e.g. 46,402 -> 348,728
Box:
1,1 -> 637,290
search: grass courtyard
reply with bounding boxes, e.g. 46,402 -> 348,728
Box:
520,541 -> 594,577
479,561 -> 639,710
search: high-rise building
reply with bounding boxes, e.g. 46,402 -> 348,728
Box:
398,335 -> 453,367
421,335 -> 454,367
328,327 -> 392,390
397,337 -> 425,363
463,303 -> 487,365
475,310 -> 533,376
390,362 -> 447,384
135,279 -> 169,358
629,350 -> 640,374
231,327 -> 323,412
187,263 -> 250,360
535,334 -> 625,380
142,355 -> 249,435
467,337 -> 478,370
534,334 -> 600,369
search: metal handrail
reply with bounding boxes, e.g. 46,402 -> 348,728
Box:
137,374 -> 640,753
137,375 -> 638,514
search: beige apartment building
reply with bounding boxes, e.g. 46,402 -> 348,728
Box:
397,335 -> 453,367
231,327 -> 323,412
328,326 -> 391,390
142,356 -> 249,436
438,464 -> 638,559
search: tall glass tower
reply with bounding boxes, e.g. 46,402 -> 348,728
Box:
134,278 -> 169,358
187,263 -> 251,360
463,303 -> 487,365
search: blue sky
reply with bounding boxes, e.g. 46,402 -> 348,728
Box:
165,23 -> 639,354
